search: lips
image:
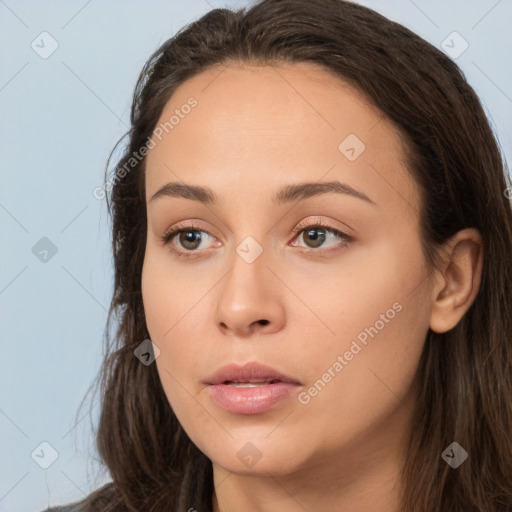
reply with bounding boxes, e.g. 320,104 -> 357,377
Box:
205,362 -> 302,415
205,361 -> 302,386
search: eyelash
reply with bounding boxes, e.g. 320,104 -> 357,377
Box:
159,220 -> 352,259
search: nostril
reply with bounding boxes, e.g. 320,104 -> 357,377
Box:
258,319 -> 269,326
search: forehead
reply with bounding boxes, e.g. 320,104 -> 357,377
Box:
145,62 -> 420,217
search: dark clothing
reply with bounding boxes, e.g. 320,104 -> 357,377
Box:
43,508 -> 77,512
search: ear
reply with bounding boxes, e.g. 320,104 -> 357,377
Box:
429,228 -> 484,334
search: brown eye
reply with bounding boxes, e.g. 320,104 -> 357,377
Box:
160,225 -> 218,259
178,230 -> 203,250
294,223 -> 352,251
302,227 -> 327,248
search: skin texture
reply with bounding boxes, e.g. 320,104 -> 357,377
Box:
141,62 -> 483,511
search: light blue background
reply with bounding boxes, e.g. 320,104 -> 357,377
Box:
1,1 -> 511,510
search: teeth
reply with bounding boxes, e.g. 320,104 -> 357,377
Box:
225,379 -> 278,387
228,382 -> 271,388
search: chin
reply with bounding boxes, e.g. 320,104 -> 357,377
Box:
204,438 -> 307,477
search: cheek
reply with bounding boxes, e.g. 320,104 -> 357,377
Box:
141,254 -> 209,431
299,305 -> 426,451
289,235 -> 428,355
141,248 -> 203,343
294,242 -> 430,440
141,252 -> 184,378
141,249 -> 213,389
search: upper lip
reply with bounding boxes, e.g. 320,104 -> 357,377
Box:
205,361 -> 302,385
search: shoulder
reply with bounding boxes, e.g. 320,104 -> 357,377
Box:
41,507 -> 80,512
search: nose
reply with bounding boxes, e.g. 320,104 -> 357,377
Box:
214,249 -> 286,338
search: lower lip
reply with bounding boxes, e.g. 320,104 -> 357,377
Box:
207,382 -> 300,414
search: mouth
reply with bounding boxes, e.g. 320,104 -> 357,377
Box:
205,361 -> 302,386
205,362 -> 302,415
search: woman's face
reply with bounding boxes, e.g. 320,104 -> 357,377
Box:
142,62 -> 435,479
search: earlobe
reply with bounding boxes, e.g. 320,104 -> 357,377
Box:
428,228 -> 484,334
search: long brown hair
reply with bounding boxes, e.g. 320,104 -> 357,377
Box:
74,0 -> 512,510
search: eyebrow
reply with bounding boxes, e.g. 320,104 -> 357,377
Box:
149,180 -> 376,206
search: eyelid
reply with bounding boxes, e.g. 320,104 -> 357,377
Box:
161,219 -> 216,240
291,216 -> 354,238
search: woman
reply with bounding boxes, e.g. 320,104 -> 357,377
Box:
44,0 -> 512,510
